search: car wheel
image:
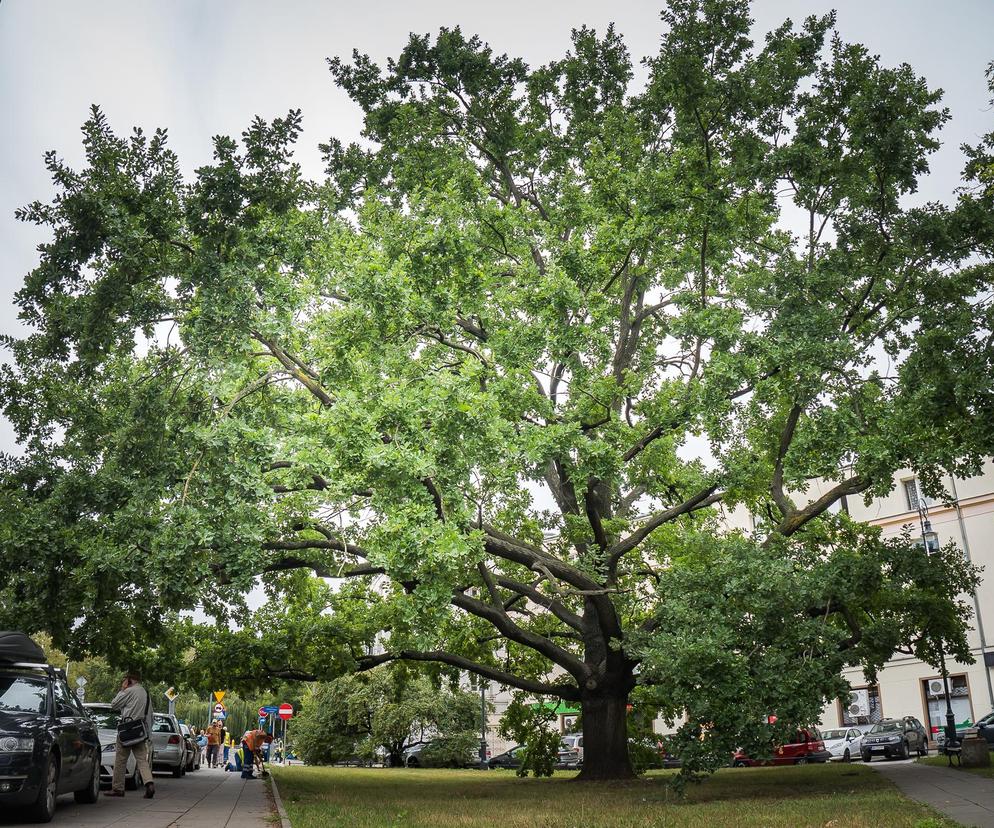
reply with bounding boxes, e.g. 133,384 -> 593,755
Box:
172,761 -> 184,778
732,760 -> 747,768
899,740 -> 909,760
407,758 -> 419,768
75,756 -> 100,804
26,754 -> 58,823
843,749 -> 851,763
918,740 -> 929,757
862,753 -> 871,763
794,757 -> 809,766
125,767 -> 139,791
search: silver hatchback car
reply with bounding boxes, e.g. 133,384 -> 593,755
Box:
150,713 -> 187,777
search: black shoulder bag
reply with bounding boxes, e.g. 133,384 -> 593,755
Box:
118,688 -> 151,747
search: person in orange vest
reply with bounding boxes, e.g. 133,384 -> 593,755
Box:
240,728 -> 273,779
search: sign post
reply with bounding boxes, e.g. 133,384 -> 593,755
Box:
165,686 -> 178,716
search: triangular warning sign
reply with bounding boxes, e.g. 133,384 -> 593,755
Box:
214,690 -> 226,703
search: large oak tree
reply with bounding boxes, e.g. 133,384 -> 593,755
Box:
2,1 -> 993,779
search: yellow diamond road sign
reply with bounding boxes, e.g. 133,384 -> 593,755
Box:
214,690 -> 226,703
164,686 -> 178,701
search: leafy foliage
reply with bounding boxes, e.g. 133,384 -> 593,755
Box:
497,695 -> 563,777
289,666 -> 480,767
1,1 -> 992,780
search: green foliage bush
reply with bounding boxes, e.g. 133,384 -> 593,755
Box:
498,696 -> 563,778
290,667 -> 480,767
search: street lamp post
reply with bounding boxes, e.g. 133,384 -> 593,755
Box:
478,680 -> 488,770
916,496 -> 959,749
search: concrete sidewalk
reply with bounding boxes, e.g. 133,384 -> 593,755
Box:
871,759 -> 994,827
0,766 -> 273,827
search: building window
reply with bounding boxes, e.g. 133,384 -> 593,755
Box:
903,479 -> 920,512
922,675 -> 972,736
840,686 -> 882,726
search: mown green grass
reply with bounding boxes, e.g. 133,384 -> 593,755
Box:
271,764 -> 959,828
918,754 -> 994,778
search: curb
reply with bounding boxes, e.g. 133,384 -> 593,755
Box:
269,772 -> 293,828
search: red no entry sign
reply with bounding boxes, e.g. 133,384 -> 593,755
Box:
278,703 -> 293,720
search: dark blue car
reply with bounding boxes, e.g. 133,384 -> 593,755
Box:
0,663 -> 102,822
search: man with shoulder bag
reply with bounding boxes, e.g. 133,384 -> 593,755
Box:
106,671 -> 155,799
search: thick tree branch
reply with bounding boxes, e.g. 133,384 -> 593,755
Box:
451,591 -> 587,680
608,485 -> 723,567
770,475 -> 872,539
252,331 -> 334,407
771,404 -> 803,516
494,575 -> 586,632
357,650 -> 581,701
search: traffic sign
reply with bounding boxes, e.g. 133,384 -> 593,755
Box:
214,690 -> 226,703
75,676 -> 87,687
164,686 -> 178,701
75,687 -> 85,700
259,716 -> 267,725
258,706 -> 268,718
214,702 -> 226,714
262,705 -> 279,714
278,703 -> 294,720
213,711 -> 227,720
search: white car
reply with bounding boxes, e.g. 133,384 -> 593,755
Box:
83,703 -> 142,789
821,726 -> 866,762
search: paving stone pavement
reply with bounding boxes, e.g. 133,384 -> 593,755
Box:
0,765 -> 273,828
871,758 -> 994,827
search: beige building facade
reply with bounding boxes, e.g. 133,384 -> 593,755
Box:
818,461 -> 994,738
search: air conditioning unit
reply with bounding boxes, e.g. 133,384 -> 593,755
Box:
847,689 -> 870,718
929,680 -> 945,696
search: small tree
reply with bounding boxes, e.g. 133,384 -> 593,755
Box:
497,696 -> 563,778
290,667 -> 479,767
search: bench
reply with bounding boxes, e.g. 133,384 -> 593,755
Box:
944,742 -> 962,767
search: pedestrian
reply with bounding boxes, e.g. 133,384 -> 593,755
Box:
206,722 -> 221,767
104,671 -> 155,799
240,728 -> 273,779
196,727 -> 208,764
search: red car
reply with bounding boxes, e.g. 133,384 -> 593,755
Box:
732,727 -> 832,767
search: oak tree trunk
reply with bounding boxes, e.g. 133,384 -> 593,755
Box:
576,692 -> 635,780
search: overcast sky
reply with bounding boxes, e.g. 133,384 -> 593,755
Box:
1,0 -> 992,459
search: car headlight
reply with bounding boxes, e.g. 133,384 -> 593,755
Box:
0,736 -> 34,752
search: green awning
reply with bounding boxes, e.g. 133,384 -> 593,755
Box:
530,701 -> 580,715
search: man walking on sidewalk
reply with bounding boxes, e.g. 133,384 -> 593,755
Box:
105,671 -> 155,799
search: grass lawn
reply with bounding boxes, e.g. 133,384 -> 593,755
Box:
271,764 -> 958,828
918,754 -> 994,779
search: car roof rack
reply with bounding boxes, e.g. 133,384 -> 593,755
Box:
6,662 -> 59,676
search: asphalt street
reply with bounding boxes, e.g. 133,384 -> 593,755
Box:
0,765 -> 272,828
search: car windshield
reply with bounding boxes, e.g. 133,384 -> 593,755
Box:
152,715 -> 175,733
870,721 -> 900,733
0,673 -> 48,714
87,709 -> 120,729
822,729 -> 849,739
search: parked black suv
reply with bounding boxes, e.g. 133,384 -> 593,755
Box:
861,716 -> 929,761
0,632 -> 102,822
